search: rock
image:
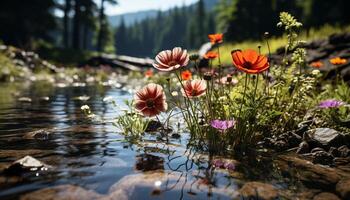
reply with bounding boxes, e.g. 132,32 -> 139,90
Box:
338,145 -> 350,157
276,155 -> 341,189
134,154 -> 164,171
308,128 -> 345,147
336,178 -> 350,199
313,151 -> 333,165
145,120 -> 162,132
333,157 -> 350,166
171,133 -> 181,139
22,129 -> 53,140
106,171 -> 235,200
311,147 -> 325,153
313,192 -> 340,200
297,141 -> 309,154
329,147 -> 340,157
238,182 -> 279,200
20,184 -> 103,200
4,156 -> 50,175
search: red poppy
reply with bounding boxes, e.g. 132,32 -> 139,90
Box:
204,51 -> 218,59
231,49 -> 269,74
208,34 -> 223,45
181,80 -> 207,98
144,69 -> 153,78
310,61 -> 323,68
134,84 -> 167,117
181,70 -> 192,80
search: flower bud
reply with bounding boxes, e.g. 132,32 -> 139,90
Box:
189,54 -> 200,61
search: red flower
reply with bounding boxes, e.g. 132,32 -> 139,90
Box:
181,70 -> 192,80
153,47 -> 189,71
181,80 -> 207,98
134,83 -> 167,117
204,51 -> 218,59
310,61 -> 323,68
231,49 -> 269,74
144,69 -> 153,78
208,33 -> 223,44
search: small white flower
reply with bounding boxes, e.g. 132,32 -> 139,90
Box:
171,91 -> 178,97
311,69 -> 320,75
81,105 -> 90,111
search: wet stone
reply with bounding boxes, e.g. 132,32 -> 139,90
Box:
338,145 -> 350,157
276,155 -> 341,189
312,150 -> 334,165
333,157 -> 350,166
20,184 -> 103,200
297,141 -> 309,154
311,147 -> 325,153
3,156 -> 51,175
313,192 -> 340,200
22,129 -> 53,140
238,182 -> 279,200
145,120 -> 162,132
329,147 -> 340,157
336,178 -> 350,199
308,128 -> 345,147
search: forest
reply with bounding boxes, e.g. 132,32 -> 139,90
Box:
1,0 -> 350,59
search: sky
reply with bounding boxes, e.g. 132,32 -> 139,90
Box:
105,0 -> 199,15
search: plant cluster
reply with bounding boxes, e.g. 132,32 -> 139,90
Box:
110,12 -> 350,153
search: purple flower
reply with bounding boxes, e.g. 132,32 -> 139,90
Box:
210,119 -> 235,131
318,99 -> 345,108
212,159 -> 225,168
224,162 -> 235,171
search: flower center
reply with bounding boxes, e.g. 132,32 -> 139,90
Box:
168,61 -> 178,67
191,89 -> 198,96
243,62 -> 253,69
146,99 -> 155,108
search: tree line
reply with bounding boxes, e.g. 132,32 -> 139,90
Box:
115,0 -> 350,57
0,0 -> 116,52
1,0 -> 350,59
114,0 -> 215,57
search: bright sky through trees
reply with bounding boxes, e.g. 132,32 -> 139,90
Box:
105,0 -> 198,15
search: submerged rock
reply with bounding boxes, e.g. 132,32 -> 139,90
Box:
20,184 -> 103,200
238,181 -> 279,200
135,153 -> 164,172
22,129 -> 53,140
4,156 -> 50,175
336,178 -> 350,199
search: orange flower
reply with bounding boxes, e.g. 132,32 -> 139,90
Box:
181,80 -> 207,98
208,33 -> 223,45
144,69 -> 153,78
181,70 -> 192,80
204,51 -> 218,59
310,61 -> 323,68
329,57 -> 347,65
134,83 -> 167,117
153,47 -> 189,71
231,49 -> 269,74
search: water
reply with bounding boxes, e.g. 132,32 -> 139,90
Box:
0,82 -> 311,199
